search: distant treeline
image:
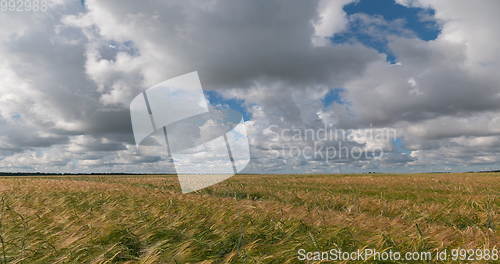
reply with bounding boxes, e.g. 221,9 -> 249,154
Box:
0,172 -> 173,176
0,171 -> 498,176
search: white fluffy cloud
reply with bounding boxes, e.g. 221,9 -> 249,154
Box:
0,0 -> 499,173
338,0 -> 500,170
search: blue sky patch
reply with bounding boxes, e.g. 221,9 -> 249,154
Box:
344,0 -> 440,41
333,0 -> 440,63
11,113 -> 21,121
204,90 -> 252,121
322,88 -> 346,108
392,137 -> 410,154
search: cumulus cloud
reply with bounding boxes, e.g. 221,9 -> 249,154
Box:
335,0 -> 500,170
0,0 -> 499,173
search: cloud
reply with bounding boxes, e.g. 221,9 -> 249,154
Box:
332,0 -> 500,170
313,0 -> 354,44
0,0 -> 499,173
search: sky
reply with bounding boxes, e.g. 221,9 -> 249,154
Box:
1,0 -> 500,174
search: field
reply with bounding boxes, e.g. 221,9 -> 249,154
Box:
0,173 -> 497,263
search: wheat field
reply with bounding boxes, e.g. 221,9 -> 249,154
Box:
0,173 -> 497,263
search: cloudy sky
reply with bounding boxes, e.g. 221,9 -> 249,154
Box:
1,0 -> 500,174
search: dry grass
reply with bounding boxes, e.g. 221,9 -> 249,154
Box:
0,173 -> 497,263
